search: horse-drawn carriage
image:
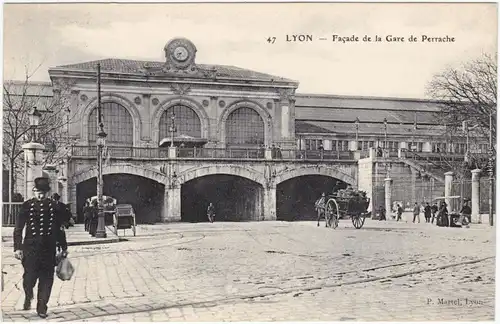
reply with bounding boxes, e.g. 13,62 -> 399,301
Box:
315,188 -> 370,229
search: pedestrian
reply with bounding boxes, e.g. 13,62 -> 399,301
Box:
424,202 -> 432,223
379,206 -> 386,221
13,176 -> 68,318
396,204 -> 403,222
412,202 -> 421,223
431,202 -> 438,224
83,201 -> 92,232
207,202 -> 215,223
89,200 -> 98,237
456,200 -> 472,227
436,201 -> 449,227
52,193 -> 73,228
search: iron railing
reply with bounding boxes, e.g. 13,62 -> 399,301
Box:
71,146 -> 358,161
2,203 -> 23,226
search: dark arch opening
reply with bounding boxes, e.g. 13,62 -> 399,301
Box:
181,174 -> 263,222
76,174 -> 164,224
276,175 -> 348,221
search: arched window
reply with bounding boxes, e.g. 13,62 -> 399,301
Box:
159,105 -> 201,139
88,102 -> 133,146
226,107 -> 264,147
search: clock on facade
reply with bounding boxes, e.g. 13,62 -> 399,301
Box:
164,38 -> 197,70
173,46 -> 189,62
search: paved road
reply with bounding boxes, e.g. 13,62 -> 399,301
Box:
1,219 -> 495,321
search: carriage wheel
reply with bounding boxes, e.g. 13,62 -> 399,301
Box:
351,213 -> 366,229
326,199 -> 340,229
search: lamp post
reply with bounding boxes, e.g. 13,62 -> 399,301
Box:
355,117 -> 360,150
95,62 -> 107,238
169,112 -> 176,148
29,107 -> 42,142
95,128 -> 107,238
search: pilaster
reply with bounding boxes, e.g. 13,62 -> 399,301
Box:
142,93 -> 152,141
263,186 -> 276,221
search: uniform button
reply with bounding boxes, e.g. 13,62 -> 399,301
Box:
31,203 -> 34,206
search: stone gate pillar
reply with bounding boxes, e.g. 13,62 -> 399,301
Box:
263,186 -> 276,221
444,171 -> 454,209
42,164 -> 58,196
471,169 -> 481,223
384,178 -> 392,219
22,142 -> 45,198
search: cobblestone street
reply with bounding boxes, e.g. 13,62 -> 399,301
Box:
1,219 -> 495,321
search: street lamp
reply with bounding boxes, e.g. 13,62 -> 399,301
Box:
94,62 -> 107,238
354,117 -> 360,150
95,128 -> 107,238
383,118 -> 388,152
29,107 -> 42,142
169,112 -> 176,148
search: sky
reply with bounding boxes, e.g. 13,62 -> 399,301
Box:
3,2 -> 498,99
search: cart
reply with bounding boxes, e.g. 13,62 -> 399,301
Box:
113,204 -> 137,236
316,189 -> 370,229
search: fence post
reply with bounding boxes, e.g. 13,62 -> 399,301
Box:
471,169 -> 481,223
444,171 -> 454,211
384,178 -> 392,220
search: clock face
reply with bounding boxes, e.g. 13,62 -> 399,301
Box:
173,46 -> 189,62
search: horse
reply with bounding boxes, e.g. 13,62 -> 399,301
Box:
314,196 -> 333,227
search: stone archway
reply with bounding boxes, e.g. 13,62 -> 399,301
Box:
72,163 -> 167,185
71,163 -> 167,224
178,164 -> 266,187
274,165 -> 356,187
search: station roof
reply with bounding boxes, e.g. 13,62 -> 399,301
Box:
294,93 -> 445,132
51,58 -> 297,84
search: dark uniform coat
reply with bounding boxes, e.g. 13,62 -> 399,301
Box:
13,197 -> 68,314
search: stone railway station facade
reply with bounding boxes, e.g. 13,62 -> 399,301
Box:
5,38 -> 488,223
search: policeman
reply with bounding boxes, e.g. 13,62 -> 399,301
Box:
13,176 -> 68,318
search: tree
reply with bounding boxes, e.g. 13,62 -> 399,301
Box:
426,53 -> 497,176
3,67 -> 76,201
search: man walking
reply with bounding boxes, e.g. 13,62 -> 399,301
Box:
430,202 -> 438,224
207,203 -> 215,223
424,202 -> 432,223
13,176 -> 68,318
396,204 -> 403,222
412,202 -> 421,223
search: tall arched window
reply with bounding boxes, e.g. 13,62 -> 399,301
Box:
159,105 -> 201,139
88,102 -> 133,146
226,107 -> 264,147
